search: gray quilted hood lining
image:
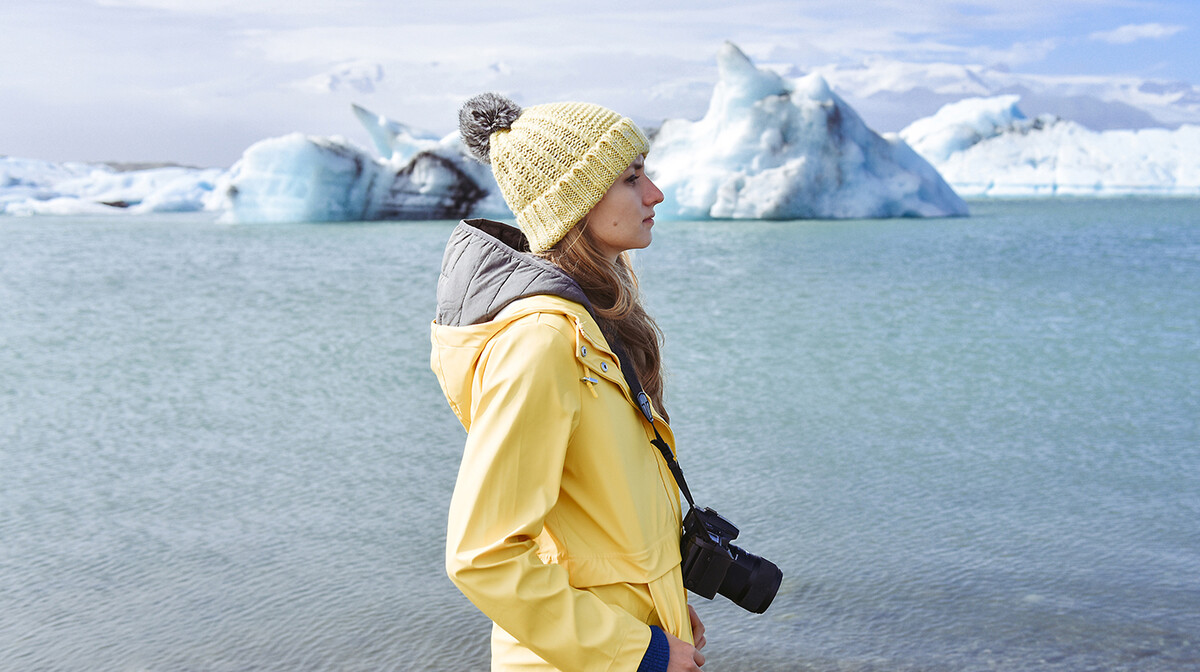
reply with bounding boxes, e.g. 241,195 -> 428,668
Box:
435,219 -> 591,327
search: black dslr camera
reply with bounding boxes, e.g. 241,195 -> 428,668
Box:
680,507 -> 782,614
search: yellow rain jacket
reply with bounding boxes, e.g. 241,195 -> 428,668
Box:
430,220 -> 691,671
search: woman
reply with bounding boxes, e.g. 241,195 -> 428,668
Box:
430,93 -> 706,671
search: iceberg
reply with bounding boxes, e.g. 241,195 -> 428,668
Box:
650,43 -> 968,219
0,156 -> 223,216
351,103 -> 437,164
900,96 -> 1200,196
899,95 -> 1029,163
216,121 -> 509,224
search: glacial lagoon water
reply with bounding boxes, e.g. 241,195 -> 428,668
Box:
2,199 -> 1198,671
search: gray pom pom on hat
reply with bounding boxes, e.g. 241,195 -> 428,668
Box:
458,92 -> 523,165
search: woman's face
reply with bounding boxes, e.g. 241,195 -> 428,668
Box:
584,155 -> 664,262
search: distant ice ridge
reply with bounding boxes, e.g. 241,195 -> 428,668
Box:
806,59 -> 1200,135
901,96 -> 1200,196
650,42 -> 967,219
0,157 -> 223,216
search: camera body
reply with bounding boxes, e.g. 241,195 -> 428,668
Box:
680,507 -> 782,614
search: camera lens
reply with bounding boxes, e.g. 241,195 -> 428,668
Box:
718,545 -> 783,614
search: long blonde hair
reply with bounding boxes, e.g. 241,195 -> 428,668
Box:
539,222 -> 667,419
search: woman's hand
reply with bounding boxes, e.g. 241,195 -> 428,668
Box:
688,603 -> 706,651
665,631 -> 704,670
665,604 -> 707,670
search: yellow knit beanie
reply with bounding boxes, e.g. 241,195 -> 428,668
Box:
458,93 -> 650,253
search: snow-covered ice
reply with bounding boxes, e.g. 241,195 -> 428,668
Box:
901,96 -> 1200,197
0,156 -> 223,216
900,95 -> 1029,164
650,42 -> 967,219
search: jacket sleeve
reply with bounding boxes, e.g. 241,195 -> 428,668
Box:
445,314 -> 653,672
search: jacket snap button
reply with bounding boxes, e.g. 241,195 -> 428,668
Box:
580,346 -> 588,357
600,362 -> 609,372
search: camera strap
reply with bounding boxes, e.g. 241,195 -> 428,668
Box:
610,338 -> 697,512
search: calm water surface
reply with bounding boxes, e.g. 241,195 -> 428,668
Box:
2,199 -> 1198,671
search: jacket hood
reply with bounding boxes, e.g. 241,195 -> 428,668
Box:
435,218 -> 590,328
432,219 -> 613,428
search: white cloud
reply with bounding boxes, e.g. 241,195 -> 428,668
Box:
969,38 -> 1059,68
92,0 -> 370,16
1090,23 -> 1186,45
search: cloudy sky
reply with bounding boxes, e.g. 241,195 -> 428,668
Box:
2,0 -> 1196,167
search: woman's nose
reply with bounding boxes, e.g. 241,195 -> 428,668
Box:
645,177 -> 664,206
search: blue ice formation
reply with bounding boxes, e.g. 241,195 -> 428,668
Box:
216,132 -> 503,223
650,42 -> 968,219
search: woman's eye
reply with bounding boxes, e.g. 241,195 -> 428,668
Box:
627,173 -> 641,184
